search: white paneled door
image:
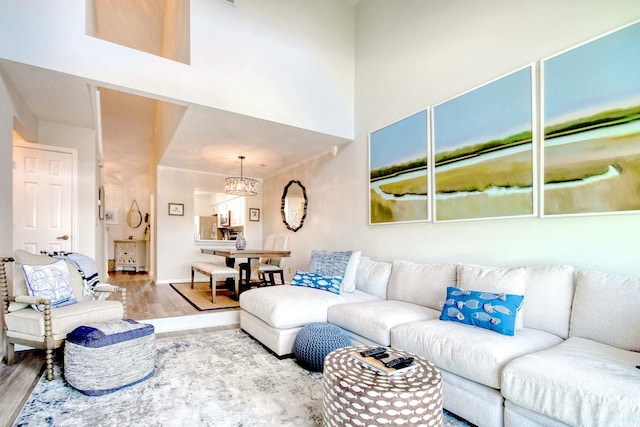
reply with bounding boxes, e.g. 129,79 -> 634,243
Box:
13,143 -> 75,254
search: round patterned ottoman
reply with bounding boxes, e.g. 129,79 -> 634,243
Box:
294,322 -> 351,372
323,346 -> 442,426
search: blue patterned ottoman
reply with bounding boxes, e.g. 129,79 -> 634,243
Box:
64,319 -> 156,395
294,322 -> 351,372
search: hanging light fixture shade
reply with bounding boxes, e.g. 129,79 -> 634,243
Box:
225,156 -> 258,196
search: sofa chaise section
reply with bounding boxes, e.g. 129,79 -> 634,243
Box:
240,284 -> 380,356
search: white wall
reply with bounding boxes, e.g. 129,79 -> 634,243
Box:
262,0 -> 640,279
37,121 -> 98,258
0,0 -> 355,139
156,167 -> 263,284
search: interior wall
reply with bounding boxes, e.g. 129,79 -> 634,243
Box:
0,72 -> 49,357
37,121 -> 98,259
162,0 -> 190,64
104,176 -> 151,260
155,167 -> 263,284
263,0 -> 640,279
0,0 -> 355,139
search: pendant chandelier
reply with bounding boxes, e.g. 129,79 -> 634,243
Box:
225,155 -> 258,196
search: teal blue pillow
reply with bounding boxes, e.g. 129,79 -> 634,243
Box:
439,286 -> 524,336
291,270 -> 342,294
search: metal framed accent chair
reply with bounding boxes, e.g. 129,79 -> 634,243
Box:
1,250 -> 126,380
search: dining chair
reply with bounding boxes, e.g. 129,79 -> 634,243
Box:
259,234 -> 289,286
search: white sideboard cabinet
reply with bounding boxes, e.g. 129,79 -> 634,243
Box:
114,240 -> 147,272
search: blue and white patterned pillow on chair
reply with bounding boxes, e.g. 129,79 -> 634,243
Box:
290,270 -> 342,294
22,260 -> 77,312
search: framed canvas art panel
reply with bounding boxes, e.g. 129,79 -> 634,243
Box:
541,20 -> 640,217
369,109 -> 430,224
432,65 -> 536,222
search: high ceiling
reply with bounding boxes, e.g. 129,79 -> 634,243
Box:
2,0 -> 351,185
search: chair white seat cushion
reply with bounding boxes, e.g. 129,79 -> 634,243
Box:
259,264 -> 282,272
502,337 -> 640,427
4,300 -> 124,341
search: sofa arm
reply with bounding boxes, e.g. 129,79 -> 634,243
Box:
93,285 -> 127,318
94,284 -> 119,293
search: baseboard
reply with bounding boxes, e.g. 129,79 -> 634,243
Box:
144,310 -> 240,334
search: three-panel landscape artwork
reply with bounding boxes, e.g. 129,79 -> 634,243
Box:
369,20 -> 640,224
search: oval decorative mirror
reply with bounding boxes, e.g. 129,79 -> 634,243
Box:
281,180 -> 307,232
127,200 -> 143,229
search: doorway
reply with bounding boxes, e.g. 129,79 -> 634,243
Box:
13,141 -> 76,254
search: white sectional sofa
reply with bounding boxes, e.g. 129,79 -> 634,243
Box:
239,257 -> 640,427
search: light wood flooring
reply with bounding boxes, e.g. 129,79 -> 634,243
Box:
0,272 -> 239,427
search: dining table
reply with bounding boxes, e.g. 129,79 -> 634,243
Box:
200,248 -> 292,286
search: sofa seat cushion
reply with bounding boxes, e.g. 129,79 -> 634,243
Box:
328,300 -> 440,346
502,337 -> 640,427
4,300 -> 125,341
239,285 -> 381,330
390,320 -> 563,389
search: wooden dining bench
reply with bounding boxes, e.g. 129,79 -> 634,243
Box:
190,262 -> 239,302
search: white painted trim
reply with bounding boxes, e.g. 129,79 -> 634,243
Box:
144,310 -> 240,334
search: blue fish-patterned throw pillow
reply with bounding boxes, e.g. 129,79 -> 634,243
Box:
290,270 -> 342,295
439,286 -> 524,336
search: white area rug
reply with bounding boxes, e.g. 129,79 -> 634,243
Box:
14,329 -> 471,426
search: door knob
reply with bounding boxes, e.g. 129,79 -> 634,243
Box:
57,235 -> 69,240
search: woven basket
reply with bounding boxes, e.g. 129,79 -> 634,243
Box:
64,319 -> 155,395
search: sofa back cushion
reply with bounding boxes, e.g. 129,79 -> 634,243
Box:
457,263 -> 528,329
570,270 -> 640,351
387,260 -> 457,309
355,258 -> 391,299
522,265 -> 575,338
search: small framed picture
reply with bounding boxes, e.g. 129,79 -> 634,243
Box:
105,208 -> 118,225
168,203 -> 184,216
249,208 -> 260,222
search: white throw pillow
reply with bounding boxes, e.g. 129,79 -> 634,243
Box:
22,260 -> 77,312
341,251 -> 362,293
355,258 -> 392,299
457,264 -> 527,330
